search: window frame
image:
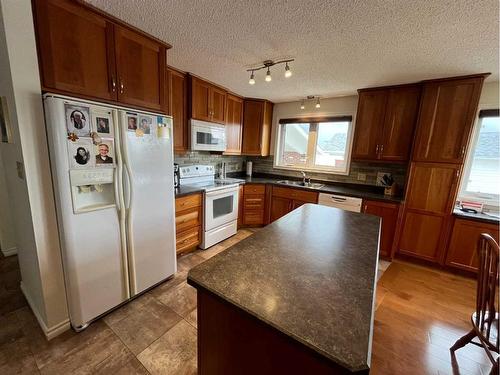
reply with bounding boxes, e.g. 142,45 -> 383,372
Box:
273,114 -> 355,175
458,107 -> 500,208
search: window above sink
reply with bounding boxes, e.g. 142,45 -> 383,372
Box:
273,116 -> 354,175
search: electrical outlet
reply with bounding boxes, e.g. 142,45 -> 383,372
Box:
357,173 -> 366,181
16,161 -> 25,180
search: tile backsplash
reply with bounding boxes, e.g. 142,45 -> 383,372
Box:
174,152 -> 408,188
247,156 -> 408,188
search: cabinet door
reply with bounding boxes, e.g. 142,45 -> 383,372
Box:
270,196 -> 292,222
413,77 -> 484,163
114,25 -> 166,111
405,163 -> 460,214
224,94 -> 243,155
445,218 -> 499,272
237,185 -> 244,228
363,200 -> 399,258
33,0 -> 116,101
242,100 -> 264,155
167,68 -> 188,153
352,90 -> 387,160
210,86 -> 227,124
379,86 -> 420,161
399,211 -> 448,262
191,77 -> 211,122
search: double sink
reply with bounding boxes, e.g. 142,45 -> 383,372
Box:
277,180 -> 325,189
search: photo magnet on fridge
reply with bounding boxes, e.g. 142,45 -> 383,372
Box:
138,115 -> 153,135
67,138 -> 94,169
127,113 -> 138,131
95,139 -> 115,167
65,104 -> 91,137
92,110 -> 113,137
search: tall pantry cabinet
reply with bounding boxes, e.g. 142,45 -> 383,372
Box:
398,74 -> 488,263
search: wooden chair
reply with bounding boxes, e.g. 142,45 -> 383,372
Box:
450,233 -> 499,374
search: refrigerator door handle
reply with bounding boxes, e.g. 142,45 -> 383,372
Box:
114,167 -> 121,212
123,164 -> 133,210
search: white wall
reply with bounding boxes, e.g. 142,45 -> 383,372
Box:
0,150 -> 16,255
0,0 -> 69,338
479,81 -> 499,108
270,95 -> 358,155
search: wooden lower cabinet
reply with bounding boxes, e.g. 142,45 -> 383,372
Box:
445,218 -> 499,272
270,186 -> 318,223
398,210 -> 449,262
175,193 -> 202,254
242,184 -> 266,226
362,200 -> 399,258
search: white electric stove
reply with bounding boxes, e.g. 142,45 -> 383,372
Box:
179,165 -> 241,249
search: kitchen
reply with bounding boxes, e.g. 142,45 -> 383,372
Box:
0,0 -> 498,374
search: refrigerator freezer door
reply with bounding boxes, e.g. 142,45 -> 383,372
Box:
119,111 -> 176,295
43,96 -> 129,328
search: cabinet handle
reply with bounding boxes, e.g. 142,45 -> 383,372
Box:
379,144 -> 384,155
111,77 -> 116,92
119,79 -> 124,94
460,146 -> 466,158
375,144 -> 380,155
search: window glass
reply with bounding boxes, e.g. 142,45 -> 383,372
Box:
281,123 -> 309,166
314,122 -> 349,168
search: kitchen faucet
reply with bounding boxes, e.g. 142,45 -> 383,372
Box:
301,171 -> 307,184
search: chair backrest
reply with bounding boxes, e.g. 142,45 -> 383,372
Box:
475,233 -> 499,351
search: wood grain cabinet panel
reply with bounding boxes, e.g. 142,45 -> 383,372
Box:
399,211 -> 447,262
405,162 -> 460,214
270,196 -> 293,223
445,218 -> 499,272
190,76 -> 227,124
242,184 -> 266,226
33,0 -> 116,101
270,186 -> 318,222
379,86 -> 421,161
114,25 -> 166,111
352,85 -> 420,162
413,76 -> 485,163
175,193 -> 202,254
167,67 -> 188,153
363,200 -> 400,258
242,99 -> 273,156
352,90 -> 387,160
224,94 -> 243,155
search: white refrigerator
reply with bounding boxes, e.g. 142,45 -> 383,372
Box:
43,94 -> 176,330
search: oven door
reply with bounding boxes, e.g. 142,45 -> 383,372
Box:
205,186 -> 239,231
191,120 -> 226,152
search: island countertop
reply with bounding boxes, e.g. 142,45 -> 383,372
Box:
188,204 -> 380,373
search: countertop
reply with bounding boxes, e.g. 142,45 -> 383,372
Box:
453,208 -> 500,224
175,173 -> 403,203
188,204 -> 380,372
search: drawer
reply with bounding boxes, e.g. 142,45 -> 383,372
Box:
176,193 -> 202,213
272,186 -> 318,203
243,210 -> 265,225
244,184 -> 265,195
175,207 -> 201,233
176,226 -> 200,253
244,194 -> 265,210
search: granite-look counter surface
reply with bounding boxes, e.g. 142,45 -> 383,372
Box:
188,204 -> 380,372
453,208 -> 500,224
174,184 -> 205,197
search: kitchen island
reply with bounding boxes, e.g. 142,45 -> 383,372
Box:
187,204 -> 381,374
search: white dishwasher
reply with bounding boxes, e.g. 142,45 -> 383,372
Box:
318,193 -> 363,212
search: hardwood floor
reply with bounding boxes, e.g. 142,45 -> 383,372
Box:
0,229 -> 495,374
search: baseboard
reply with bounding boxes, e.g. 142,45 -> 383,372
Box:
20,281 -> 70,340
1,246 -> 17,257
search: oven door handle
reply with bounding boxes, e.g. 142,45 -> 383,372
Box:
205,186 -> 239,198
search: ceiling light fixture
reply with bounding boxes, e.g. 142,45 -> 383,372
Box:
248,71 -> 255,85
246,59 -> 294,85
265,67 -> 272,82
299,96 -> 322,110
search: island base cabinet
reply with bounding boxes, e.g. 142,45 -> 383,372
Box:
196,290 -> 360,375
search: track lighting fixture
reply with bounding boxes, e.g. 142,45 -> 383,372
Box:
299,96 -> 322,110
315,97 -> 321,108
300,100 -> 305,110
246,59 -> 294,85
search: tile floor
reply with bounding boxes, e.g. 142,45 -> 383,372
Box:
0,228 -> 494,374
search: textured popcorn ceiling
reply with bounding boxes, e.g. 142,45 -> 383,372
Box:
85,0 -> 499,103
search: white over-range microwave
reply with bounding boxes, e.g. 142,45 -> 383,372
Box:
191,119 -> 226,152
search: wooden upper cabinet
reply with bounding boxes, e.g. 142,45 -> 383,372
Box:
352,85 -> 420,162
405,162 -> 460,214
242,99 -> 273,156
379,86 -> 421,161
33,0 -> 116,101
352,90 -> 387,160
445,218 -> 500,273
224,94 -> 243,155
114,25 -> 166,111
190,76 -> 227,124
363,200 -> 400,258
167,67 -> 188,153
412,76 -> 485,163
